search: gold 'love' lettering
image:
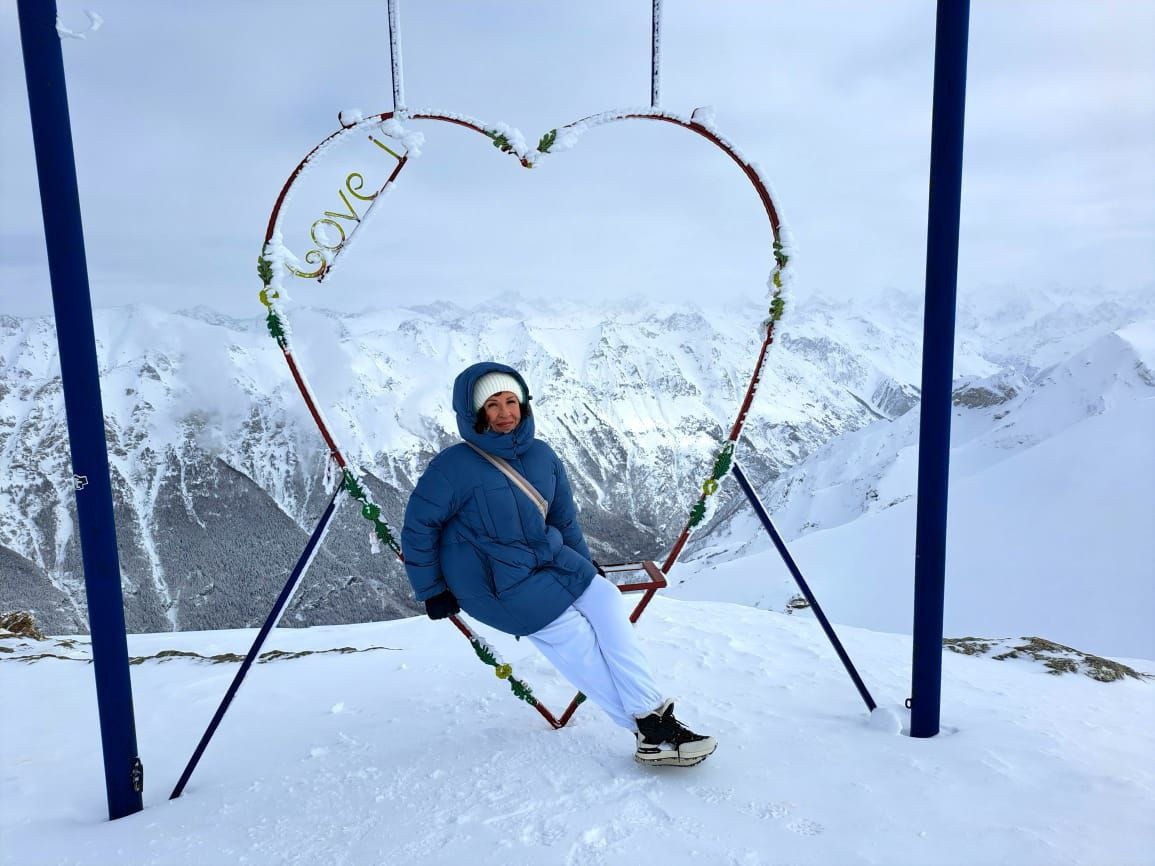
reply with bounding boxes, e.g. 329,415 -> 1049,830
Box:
285,139 -> 398,280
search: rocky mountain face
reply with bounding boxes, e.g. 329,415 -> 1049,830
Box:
1,289 -> 1147,634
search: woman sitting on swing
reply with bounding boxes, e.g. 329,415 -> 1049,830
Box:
401,361 -> 716,767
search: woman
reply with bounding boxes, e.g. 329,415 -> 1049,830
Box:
402,361 -> 716,767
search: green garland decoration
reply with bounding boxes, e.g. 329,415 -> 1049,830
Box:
470,636 -> 537,705
773,239 -> 790,270
257,256 -> 288,350
342,468 -> 402,556
688,499 -> 707,528
487,131 -> 516,154
266,310 -> 287,348
687,441 -> 737,529
767,240 -> 789,322
685,234 -> 790,529
537,129 -> 557,153
769,294 -> 785,322
712,441 -> 735,478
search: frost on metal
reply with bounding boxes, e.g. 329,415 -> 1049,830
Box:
651,0 -> 663,107
378,117 -> 423,157
690,106 -> 717,132
338,108 -> 365,127
56,10 -> 102,40
387,0 -> 405,114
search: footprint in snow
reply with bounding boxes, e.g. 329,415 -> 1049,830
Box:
787,817 -> 824,836
689,785 -> 735,804
739,798 -> 823,834
516,817 -> 568,846
742,800 -> 790,821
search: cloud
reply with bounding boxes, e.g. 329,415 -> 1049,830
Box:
2,0 -> 1152,319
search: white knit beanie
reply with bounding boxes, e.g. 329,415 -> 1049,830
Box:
472,371 -> 526,412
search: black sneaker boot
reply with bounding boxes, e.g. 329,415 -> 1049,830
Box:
634,699 -> 717,767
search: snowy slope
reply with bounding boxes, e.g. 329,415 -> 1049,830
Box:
2,599 -> 1152,866
675,322 -> 1155,660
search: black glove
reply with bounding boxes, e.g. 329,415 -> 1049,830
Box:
592,559 -> 606,577
424,589 -> 460,620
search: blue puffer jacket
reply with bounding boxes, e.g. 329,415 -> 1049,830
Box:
401,361 -> 596,636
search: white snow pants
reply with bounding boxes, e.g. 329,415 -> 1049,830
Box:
527,575 -> 665,730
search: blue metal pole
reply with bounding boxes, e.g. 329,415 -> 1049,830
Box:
732,463 -> 876,712
17,0 -> 144,818
170,484 -> 345,799
910,0 -> 970,739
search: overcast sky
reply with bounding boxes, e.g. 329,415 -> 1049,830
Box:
2,1 -> 1152,319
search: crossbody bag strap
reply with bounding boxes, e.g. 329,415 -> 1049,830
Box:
465,442 -> 549,519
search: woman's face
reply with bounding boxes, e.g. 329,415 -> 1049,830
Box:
483,391 -> 521,434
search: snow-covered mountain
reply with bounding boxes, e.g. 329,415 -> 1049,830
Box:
675,316 -> 1155,659
0,294 -> 911,633
1,288 -> 1150,637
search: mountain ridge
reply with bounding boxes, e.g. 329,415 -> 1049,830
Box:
1,289 -> 1150,634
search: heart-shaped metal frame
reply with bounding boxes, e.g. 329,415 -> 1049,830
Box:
256,108 -> 790,727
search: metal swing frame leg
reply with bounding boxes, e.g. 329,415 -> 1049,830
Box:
731,462 -> 877,712
169,482 -> 345,799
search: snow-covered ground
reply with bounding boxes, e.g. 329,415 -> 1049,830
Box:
3,598 -> 1153,866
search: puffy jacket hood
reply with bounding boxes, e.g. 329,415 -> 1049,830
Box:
453,361 -> 535,458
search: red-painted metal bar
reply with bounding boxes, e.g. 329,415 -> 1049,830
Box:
283,351 -> 346,468
560,112 -> 782,233
663,320 -> 777,574
447,613 -> 472,639
449,612 -> 563,728
555,698 -> 582,728
628,560 -> 669,623
728,327 -> 776,442
448,561 -> 668,728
